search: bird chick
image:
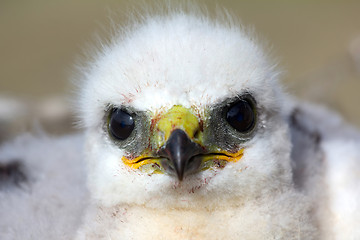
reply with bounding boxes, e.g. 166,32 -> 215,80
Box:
76,10 -> 318,240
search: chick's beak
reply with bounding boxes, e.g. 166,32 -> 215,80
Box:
155,105 -> 204,180
158,129 -> 204,181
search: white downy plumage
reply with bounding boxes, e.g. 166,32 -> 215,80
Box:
1,7 -> 360,240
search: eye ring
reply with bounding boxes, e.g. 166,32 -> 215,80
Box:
225,98 -> 256,133
108,108 -> 135,140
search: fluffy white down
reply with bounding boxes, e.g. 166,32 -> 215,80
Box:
0,134 -> 88,240
76,11 -> 318,239
79,9 -> 285,207
289,101 -> 360,240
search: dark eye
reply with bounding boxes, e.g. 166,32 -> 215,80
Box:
226,99 -> 255,133
109,108 -> 135,140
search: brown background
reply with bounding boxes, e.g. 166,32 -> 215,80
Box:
1,0 -> 360,135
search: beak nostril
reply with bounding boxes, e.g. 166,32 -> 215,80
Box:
186,156 -> 202,174
160,158 -> 176,175
194,129 -> 201,140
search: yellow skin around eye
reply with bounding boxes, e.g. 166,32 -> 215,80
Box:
121,105 -> 244,173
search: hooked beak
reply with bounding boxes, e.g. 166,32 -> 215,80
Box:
158,129 -> 204,181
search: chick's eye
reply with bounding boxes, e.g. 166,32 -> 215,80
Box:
109,108 -> 135,140
226,99 -> 255,133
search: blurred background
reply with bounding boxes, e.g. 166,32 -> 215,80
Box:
1,0 -> 360,143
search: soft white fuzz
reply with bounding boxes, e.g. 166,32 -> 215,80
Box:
0,134 -> 88,240
288,101 -> 360,240
77,10 -> 317,239
78,8 -> 284,207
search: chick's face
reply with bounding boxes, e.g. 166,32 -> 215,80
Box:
80,15 -> 292,208
109,99 -> 254,179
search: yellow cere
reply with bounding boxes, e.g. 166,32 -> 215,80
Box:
156,105 -> 201,145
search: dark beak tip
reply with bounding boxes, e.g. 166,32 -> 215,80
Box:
159,129 -> 204,180
176,170 -> 184,181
